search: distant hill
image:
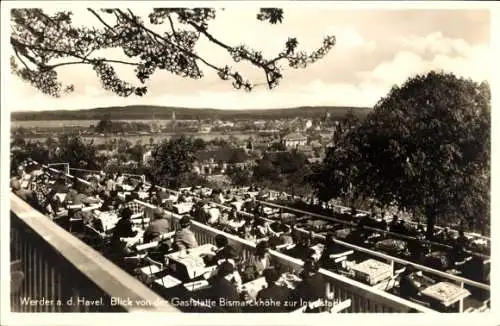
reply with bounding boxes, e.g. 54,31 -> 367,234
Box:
11,105 -> 372,121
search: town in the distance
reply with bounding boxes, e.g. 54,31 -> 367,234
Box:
10,100 -> 490,314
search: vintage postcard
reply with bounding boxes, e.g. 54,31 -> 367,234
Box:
1,1 -> 498,326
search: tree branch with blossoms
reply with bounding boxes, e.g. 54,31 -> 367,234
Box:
10,7 -> 336,97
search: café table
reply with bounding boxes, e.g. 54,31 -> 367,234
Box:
425,251 -> 449,271
239,273 -> 302,300
121,184 -> 134,192
374,238 -> 407,254
121,229 -> 145,248
239,277 -> 267,300
154,274 -> 183,289
334,228 -> 352,240
174,202 -> 194,215
350,258 -> 393,285
138,191 -> 149,200
420,281 -> 471,311
93,210 -> 120,232
167,244 -> 218,279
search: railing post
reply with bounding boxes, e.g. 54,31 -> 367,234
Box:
459,282 -> 464,312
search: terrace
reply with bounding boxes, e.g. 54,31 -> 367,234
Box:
8,162 -> 490,313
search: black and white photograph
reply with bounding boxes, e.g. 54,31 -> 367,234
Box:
1,1 -> 498,324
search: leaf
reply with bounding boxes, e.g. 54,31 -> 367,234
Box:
256,8 -> 284,24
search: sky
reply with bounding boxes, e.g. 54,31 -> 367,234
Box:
8,5 -> 492,111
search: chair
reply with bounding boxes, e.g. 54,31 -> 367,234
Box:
69,216 -> 84,233
67,205 -> 85,233
136,256 -> 165,285
83,225 -> 110,250
373,267 -> 405,291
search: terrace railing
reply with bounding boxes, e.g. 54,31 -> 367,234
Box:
59,171 -> 489,311
259,200 -> 490,259
137,200 -> 437,313
10,193 -> 179,313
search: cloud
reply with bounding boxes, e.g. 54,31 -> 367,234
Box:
326,26 -> 376,52
357,37 -> 490,93
398,31 -> 479,57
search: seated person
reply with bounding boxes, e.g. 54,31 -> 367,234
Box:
101,190 -> 120,211
111,208 -> 138,252
435,227 -> 454,245
373,214 -> 388,230
63,187 -> 79,205
278,226 -> 294,246
173,216 -> 199,251
122,193 -> 143,216
242,197 -> 258,214
148,184 -> 158,196
206,262 -> 242,313
450,230 -> 471,267
239,223 -> 258,242
11,178 -> 35,204
399,265 -> 422,299
227,213 -> 246,232
319,233 -> 352,271
242,241 -> 273,282
228,207 -> 238,220
253,218 -> 270,238
205,246 -> 242,286
293,259 -> 326,312
203,235 -> 234,266
52,178 -> 69,194
112,208 -> 137,239
148,238 -> 172,264
398,265 -> 436,301
206,205 -> 221,225
192,203 -> 210,224
74,186 -> 102,206
286,236 -> 315,261
143,208 -> 171,243
218,211 -> 230,226
408,232 -> 429,262
255,268 -> 291,312
389,215 -> 402,233
416,222 -> 426,234
398,220 -> 411,236
346,221 -> 367,246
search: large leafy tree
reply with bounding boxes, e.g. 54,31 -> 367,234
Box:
10,8 -> 335,96
149,135 -> 198,188
56,134 -> 99,170
313,112 -> 365,207
319,71 -> 490,237
226,165 -> 252,187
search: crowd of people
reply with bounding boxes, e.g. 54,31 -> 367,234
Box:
10,159 -> 489,312
174,186 -> 487,286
